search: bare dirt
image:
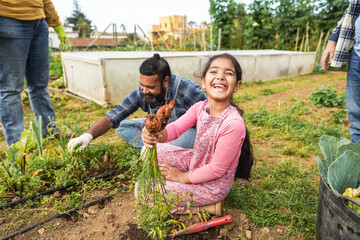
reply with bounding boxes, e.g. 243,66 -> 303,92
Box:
1,71 -> 347,240
9,191 -> 297,240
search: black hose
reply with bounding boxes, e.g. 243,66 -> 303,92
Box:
1,187 -> 129,240
0,172 -> 114,210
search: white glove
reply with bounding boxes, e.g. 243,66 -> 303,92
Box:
67,133 -> 93,152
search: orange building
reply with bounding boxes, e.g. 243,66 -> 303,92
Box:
152,15 -> 190,41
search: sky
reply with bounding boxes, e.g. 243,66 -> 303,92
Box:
51,0 -> 252,35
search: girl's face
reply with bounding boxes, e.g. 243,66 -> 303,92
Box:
201,57 -> 241,102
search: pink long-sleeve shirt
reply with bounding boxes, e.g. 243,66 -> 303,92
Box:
165,101 -> 246,183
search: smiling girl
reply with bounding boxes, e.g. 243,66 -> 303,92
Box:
141,53 -> 254,215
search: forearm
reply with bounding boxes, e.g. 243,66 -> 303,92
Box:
87,116 -> 114,139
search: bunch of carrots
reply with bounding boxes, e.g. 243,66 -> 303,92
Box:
136,101 -> 176,238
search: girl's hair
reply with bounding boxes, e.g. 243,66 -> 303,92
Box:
139,53 -> 171,83
202,53 -> 254,180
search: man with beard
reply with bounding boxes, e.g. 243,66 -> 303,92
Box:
68,54 -> 207,152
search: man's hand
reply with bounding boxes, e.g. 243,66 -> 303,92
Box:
68,133 -> 93,152
320,40 -> 337,71
53,24 -> 69,51
159,164 -> 190,183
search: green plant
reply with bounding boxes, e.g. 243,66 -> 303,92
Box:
260,88 -> 274,96
49,76 -> 65,88
0,130 -> 39,198
233,93 -> 255,103
309,85 -> 345,108
329,109 -> 347,124
30,116 -> 43,157
49,53 -> 63,78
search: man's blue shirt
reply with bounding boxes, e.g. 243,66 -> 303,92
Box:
106,74 -> 207,128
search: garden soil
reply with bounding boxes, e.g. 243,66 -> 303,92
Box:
1,71 -> 347,240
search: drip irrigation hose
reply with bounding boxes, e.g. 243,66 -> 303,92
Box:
0,172 -> 114,210
1,187 -> 129,240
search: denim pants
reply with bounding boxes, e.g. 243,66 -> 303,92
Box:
0,17 -> 57,147
117,118 -> 196,149
347,49 -> 360,143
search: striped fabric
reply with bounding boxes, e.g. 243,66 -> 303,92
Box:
330,0 -> 360,67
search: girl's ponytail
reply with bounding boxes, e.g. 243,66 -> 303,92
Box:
231,101 -> 254,180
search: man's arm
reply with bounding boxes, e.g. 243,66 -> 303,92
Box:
87,116 -> 114,139
320,5 -> 350,70
68,116 -> 114,152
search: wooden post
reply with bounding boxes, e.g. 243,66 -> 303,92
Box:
210,24 -> 213,51
321,30 -> 331,52
137,24 -> 153,50
295,28 -> 299,51
299,35 -> 305,52
202,24 -> 205,51
218,28 -> 222,51
134,24 -> 137,49
315,31 -> 324,54
156,30 -> 171,51
305,21 -> 309,52
179,15 -> 182,50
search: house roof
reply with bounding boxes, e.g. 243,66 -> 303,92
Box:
68,38 -> 124,47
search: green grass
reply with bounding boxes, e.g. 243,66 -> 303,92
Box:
228,159 -> 318,239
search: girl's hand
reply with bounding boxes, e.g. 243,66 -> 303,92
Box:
141,127 -> 168,148
141,127 -> 158,148
159,164 -> 190,184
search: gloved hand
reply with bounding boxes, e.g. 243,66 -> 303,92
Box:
53,24 -> 69,51
68,133 -> 93,152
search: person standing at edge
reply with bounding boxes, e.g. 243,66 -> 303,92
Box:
321,0 -> 360,143
0,0 -> 71,147
68,53 -> 207,152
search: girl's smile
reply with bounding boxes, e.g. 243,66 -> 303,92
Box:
201,57 -> 241,103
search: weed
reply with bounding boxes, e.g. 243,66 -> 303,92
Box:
260,88 -> 275,96
233,93 -> 255,103
309,85 -> 346,108
329,109 -> 347,124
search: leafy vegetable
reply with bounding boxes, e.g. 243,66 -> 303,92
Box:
317,135 -> 360,196
317,135 -> 350,183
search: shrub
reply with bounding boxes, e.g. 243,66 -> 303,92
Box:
309,85 -> 345,108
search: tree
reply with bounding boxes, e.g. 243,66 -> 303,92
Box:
209,0 -> 239,49
243,0 -> 275,49
274,0 -> 316,50
64,0 -> 92,38
229,3 -> 248,49
316,0 -> 350,34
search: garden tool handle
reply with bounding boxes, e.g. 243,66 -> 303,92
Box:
339,195 -> 360,207
173,215 -> 232,236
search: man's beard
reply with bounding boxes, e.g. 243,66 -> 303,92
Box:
144,87 -> 166,105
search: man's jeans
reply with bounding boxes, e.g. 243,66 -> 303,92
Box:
117,118 -> 196,149
0,17 -> 57,147
347,49 -> 360,143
